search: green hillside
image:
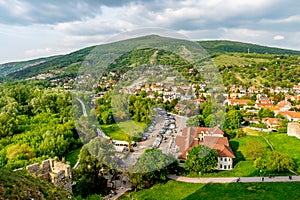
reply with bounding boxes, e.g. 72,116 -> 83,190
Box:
0,56 -> 61,77
1,36 -> 299,83
0,169 -> 73,199
199,40 -> 300,55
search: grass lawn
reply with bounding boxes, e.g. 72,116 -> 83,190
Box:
263,133 -> 300,174
65,147 -> 81,167
121,180 -> 300,200
242,128 -> 261,136
100,121 -> 147,141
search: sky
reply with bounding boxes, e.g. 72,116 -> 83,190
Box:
0,0 -> 300,64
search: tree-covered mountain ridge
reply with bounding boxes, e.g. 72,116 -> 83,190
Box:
0,35 -> 299,87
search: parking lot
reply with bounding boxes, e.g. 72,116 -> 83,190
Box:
124,108 -> 187,166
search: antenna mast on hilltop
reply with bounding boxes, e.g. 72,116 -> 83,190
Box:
248,48 -> 250,54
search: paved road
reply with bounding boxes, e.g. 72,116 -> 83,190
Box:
102,187 -> 131,200
168,174 -> 300,183
75,97 -> 87,117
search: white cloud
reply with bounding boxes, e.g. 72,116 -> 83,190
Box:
273,35 -> 285,40
1,0 -> 300,63
25,47 -> 52,56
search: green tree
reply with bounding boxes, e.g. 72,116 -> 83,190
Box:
186,115 -> 204,127
184,145 -> 218,174
6,144 -> 35,161
254,151 -> 295,173
204,114 -> 218,127
73,146 -> 107,197
128,149 -> 177,191
223,110 -> 243,130
258,108 -> 275,120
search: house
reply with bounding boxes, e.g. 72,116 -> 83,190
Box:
175,127 -> 235,170
277,111 -> 300,122
224,99 -> 252,106
203,136 -> 235,170
277,101 -> 292,111
194,98 -> 206,106
196,126 -> 224,141
262,118 -> 282,130
285,95 -> 300,102
287,122 -> 300,139
255,103 -> 274,109
293,85 -> 300,93
248,87 -> 259,93
175,104 -> 187,113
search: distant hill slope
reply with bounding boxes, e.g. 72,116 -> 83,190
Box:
1,37 -> 300,80
0,55 -> 61,77
199,40 -> 300,55
0,169 -> 72,199
5,46 -> 94,79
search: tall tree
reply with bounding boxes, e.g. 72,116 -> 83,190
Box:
184,145 -> 218,174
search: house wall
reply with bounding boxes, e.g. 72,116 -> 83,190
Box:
218,157 -> 233,170
287,122 -> 300,139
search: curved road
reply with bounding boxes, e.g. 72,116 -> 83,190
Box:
76,97 -> 87,117
168,174 -> 300,183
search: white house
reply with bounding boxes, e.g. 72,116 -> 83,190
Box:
175,127 -> 235,170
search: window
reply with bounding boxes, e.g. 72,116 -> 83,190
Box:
220,157 -> 222,161
224,158 -> 227,162
224,165 -> 227,170
228,165 -> 231,169
220,164 -> 222,169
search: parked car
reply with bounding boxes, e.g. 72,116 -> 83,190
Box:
169,124 -> 176,129
152,136 -> 162,148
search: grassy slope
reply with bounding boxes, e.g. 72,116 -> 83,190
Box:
65,147 -> 81,167
264,133 -> 300,173
100,121 -> 147,141
212,53 -> 270,66
0,169 -> 72,199
121,180 -> 300,200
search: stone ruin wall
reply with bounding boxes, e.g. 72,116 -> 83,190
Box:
26,159 -> 72,193
287,122 -> 300,139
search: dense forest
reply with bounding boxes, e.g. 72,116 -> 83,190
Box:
0,83 -> 81,169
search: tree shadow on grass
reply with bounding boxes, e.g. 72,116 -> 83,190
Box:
229,141 -> 245,165
182,182 -> 270,200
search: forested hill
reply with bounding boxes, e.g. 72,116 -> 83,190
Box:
199,40 -> 300,55
1,36 -> 300,80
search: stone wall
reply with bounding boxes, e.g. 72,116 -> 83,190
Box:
26,159 -> 72,193
287,122 -> 300,139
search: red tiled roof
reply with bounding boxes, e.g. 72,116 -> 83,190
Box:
194,126 -> 224,135
203,136 -> 235,158
279,111 -> 300,119
176,127 -> 233,159
228,99 -> 252,105
262,118 -> 282,126
277,101 -> 292,108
